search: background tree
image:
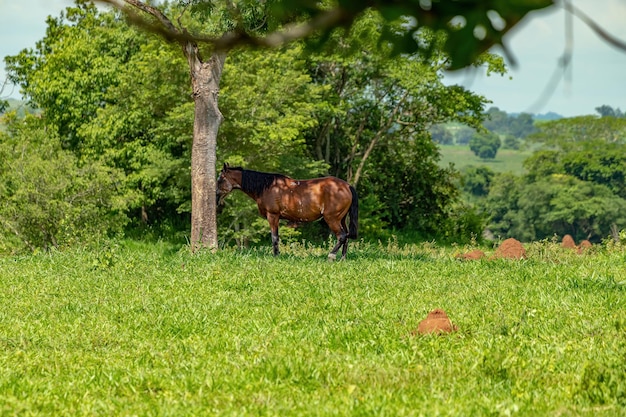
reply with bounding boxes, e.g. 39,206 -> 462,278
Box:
526,115 -> 626,146
430,124 -> 454,145
469,131 -> 501,159
483,107 -> 536,139
596,105 -> 624,118
299,12 -> 495,240
461,166 -> 495,198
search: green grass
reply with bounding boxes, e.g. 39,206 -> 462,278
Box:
438,144 -> 532,175
1,240 -> 625,416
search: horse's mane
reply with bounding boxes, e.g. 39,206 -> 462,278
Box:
230,167 -> 289,197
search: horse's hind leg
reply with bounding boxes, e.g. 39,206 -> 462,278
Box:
327,218 -> 348,261
328,233 -> 347,262
339,216 -> 349,260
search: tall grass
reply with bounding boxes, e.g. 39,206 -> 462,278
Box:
1,240 -> 624,416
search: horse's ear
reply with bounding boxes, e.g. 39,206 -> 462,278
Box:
223,162 -> 229,170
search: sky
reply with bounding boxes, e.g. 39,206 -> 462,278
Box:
1,0 -> 625,117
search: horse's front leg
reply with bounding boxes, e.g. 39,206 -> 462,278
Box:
267,213 -> 280,256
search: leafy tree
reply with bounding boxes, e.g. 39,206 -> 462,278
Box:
5,2 -> 193,237
6,3 -> 138,150
430,124 -> 454,145
502,134 -> 521,150
525,118 -> 626,197
483,107 -> 535,139
596,105 -> 624,118
454,126 -> 476,145
299,12 -> 496,240
480,173 -> 523,238
523,149 -> 561,182
0,113 -> 127,253
469,131 -> 501,159
483,107 -> 508,132
509,112 -> 536,138
483,115 -> 626,242
461,166 -> 495,198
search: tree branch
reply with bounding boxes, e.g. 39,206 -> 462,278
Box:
96,0 -> 354,51
565,0 -> 626,52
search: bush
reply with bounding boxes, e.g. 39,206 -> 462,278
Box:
0,114 -> 128,253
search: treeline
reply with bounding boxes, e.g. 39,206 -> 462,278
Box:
460,114 -> 626,243
1,2 -> 504,253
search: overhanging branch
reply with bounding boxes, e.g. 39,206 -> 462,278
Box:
96,0 -> 354,51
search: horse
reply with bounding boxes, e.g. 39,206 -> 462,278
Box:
216,163 -> 358,260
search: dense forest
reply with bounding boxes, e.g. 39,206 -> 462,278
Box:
1,1 -> 626,254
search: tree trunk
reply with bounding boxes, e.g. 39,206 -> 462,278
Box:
185,42 -> 226,251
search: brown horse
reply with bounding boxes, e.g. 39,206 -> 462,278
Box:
216,163 -> 358,260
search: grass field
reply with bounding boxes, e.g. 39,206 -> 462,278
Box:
438,145 -> 532,175
1,240 -> 625,416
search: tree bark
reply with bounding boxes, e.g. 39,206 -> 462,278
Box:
185,42 -> 226,251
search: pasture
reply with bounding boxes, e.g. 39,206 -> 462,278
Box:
438,144 -> 532,175
1,240 -> 625,416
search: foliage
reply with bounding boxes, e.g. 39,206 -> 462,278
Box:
461,165 -> 495,198
524,139 -> 626,199
469,130 -> 501,159
430,124 -> 454,145
5,2 -> 195,233
98,0 -> 554,71
526,115 -> 626,147
501,134 -> 521,150
596,104 -> 624,118
483,174 -> 626,242
5,1 -> 137,149
0,114 -> 128,254
453,125 -> 477,145
483,106 -> 536,139
300,12 -> 496,240
1,240 -> 625,415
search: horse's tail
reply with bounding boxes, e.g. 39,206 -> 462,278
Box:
348,185 -> 359,239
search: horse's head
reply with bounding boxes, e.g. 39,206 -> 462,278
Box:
216,162 -> 242,207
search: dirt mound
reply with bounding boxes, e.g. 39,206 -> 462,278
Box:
455,249 -> 486,261
561,234 -> 577,249
578,239 -> 592,254
415,309 -> 458,335
492,238 -> 527,260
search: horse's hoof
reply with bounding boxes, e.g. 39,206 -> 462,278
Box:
328,253 -> 337,262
